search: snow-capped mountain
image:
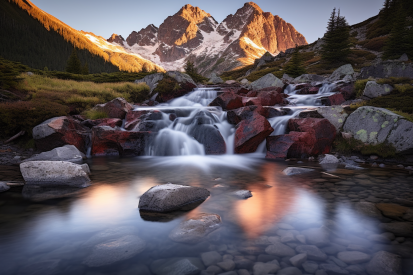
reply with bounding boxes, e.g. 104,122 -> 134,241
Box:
108,2 -> 307,76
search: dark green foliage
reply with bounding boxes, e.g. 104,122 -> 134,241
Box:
113,84 -> 150,103
82,62 -> 89,75
0,57 -> 27,89
383,3 -> 411,59
368,89 -> 413,114
0,0 -> 119,73
354,79 -> 369,97
0,99 -> 69,138
284,46 -> 306,77
184,60 -> 208,83
152,74 -> 180,96
321,9 -> 351,64
333,135 -> 397,158
358,37 -> 388,52
66,49 -> 82,74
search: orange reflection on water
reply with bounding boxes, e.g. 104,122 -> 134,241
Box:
234,163 -> 297,239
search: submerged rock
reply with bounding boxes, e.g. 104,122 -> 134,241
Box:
366,251 -> 402,275
150,257 -> 204,275
0,182 -> 10,193
233,190 -> 253,199
138,183 -> 210,212
20,161 -> 91,187
320,154 -> 339,164
265,241 -> 296,257
83,235 -> 146,267
23,145 -> 85,164
169,213 -> 221,244
283,167 -> 315,176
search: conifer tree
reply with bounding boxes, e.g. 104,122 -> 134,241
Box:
184,60 -> 196,75
383,3 -> 410,59
66,48 -> 82,74
81,62 -> 89,75
284,45 -> 306,78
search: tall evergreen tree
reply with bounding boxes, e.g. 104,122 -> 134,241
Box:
184,60 -> 196,75
81,62 -> 89,75
383,3 -> 410,59
321,8 -> 351,64
284,45 -> 306,77
66,48 -> 82,74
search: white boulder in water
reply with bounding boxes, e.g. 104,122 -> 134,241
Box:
20,161 -> 91,187
169,213 -> 221,244
320,154 -> 339,164
283,167 -> 315,176
23,145 -> 85,164
233,190 -> 253,199
138,183 -> 210,212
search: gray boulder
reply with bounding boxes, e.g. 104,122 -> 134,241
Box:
251,74 -> 284,90
83,235 -> 146,267
366,251 -> 402,275
209,73 -> 224,84
283,167 -> 315,176
135,73 -> 164,93
316,106 -> 348,133
399,53 -> 409,62
150,258 -> 204,275
360,61 -> 413,79
282,74 -> 294,82
363,81 -> 394,99
169,213 -> 221,244
387,119 -> 413,154
138,183 -> 210,212
0,182 -> 10,193
233,190 -> 253,199
240,79 -> 249,85
20,161 -> 91,187
167,71 -> 197,86
320,154 -> 340,164
293,74 -> 325,84
23,145 -> 85,164
328,64 -> 355,82
343,106 -> 402,144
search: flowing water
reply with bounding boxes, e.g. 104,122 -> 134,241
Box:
1,85 -> 413,275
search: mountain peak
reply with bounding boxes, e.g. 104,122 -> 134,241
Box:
244,2 -> 263,12
107,33 -> 125,45
178,4 -> 211,24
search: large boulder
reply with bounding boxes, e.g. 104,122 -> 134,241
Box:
169,213 -> 221,244
251,74 -> 284,90
366,251 -> 402,275
234,113 -> 274,154
343,106 -> 400,145
167,71 -> 197,86
91,126 -> 153,156
23,145 -> 85,164
321,93 -> 346,106
327,64 -> 355,82
227,106 -> 267,125
209,73 -> 224,84
125,110 -> 166,132
387,119 -> 413,154
138,183 -> 210,212
81,118 -> 122,128
33,116 -> 91,153
255,87 -> 284,106
287,118 -> 337,156
360,60 -> 413,79
363,81 -> 394,99
93,97 -> 133,119
20,161 -> 91,187
190,124 -> 226,155
209,92 -> 244,110
316,106 -> 349,132
266,132 -> 314,159
293,74 -> 325,84
135,73 -> 164,93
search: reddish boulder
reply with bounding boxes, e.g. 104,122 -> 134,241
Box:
91,126 -> 153,156
338,84 -> 355,100
322,93 -> 346,106
243,97 -> 262,106
209,92 -> 244,110
125,110 -> 163,131
237,88 -> 250,95
93,97 -> 133,119
33,116 -> 91,153
234,113 -> 274,154
246,91 -> 258,97
227,106 -> 267,125
266,132 -> 315,159
256,90 -> 284,106
288,118 -> 336,156
82,118 -> 122,128
263,107 -> 289,118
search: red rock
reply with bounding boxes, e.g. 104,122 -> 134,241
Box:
246,91 -> 258,97
125,110 -> 163,131
338,84 -> 355,100
91,126 -> 153,156
33,116 -> 91,153
237,88 -> 250,95
94,98 -> 133,119
266,132 -> 315,159
288,118 -> 336,156
96,118 -> 123,128
234,113 -> 274,154
227,106 -> 267,125
296,87 -> 319,95
243,97 -> 262,106
256,90 -> 284,106
309,87 -> 320,93
209,92 -> 244,110
322,93 -> 346,106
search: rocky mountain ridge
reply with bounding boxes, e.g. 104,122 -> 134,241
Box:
108,2 -> 307,76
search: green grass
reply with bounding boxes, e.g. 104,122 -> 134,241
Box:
83,109 -> 108,120
355,79 -> 369,97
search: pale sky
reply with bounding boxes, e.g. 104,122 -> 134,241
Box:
30,0 -> 384,43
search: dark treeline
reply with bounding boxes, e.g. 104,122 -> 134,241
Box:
0,0 -> 119,73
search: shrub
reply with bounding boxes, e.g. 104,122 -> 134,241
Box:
360,36 -> 388,52
377,77 -> 413,85
113,83 -> 150,103
152,74 -> 179,95
354,79 -> 369,97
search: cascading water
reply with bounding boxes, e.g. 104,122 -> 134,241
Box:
132,83 -> 340,157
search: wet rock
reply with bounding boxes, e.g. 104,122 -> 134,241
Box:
288,118 -> 336,156
319,263 -> 349,275
265,241 -> 296,257
233,190 -> 253,199
91,126 -> 153,156
219,272 -> 238,275
201,251 -> 222,266
321,93 -> 346,106
234,113 -> 273,154
354,202 -> 385,220
139,183 -> 210,212
17,260 -> 61,275
327,64 -> 355,82
296,245 -> 328,261
254,87 -> 284,106
22,185 -> 82,201
83,235 -> 146,267
190,124 -> 226,155
169,213 -> 221,244
320,154 -> 339,164
289,253 -> 307,267
234,258 -> 255,269
375,203 -> 409,220
23,145 -> 85,164
82,118 -> 123,128
150,257 -> 204,275
316,106 -> 348,133
360,60 -> 413,79
20,161 -> 90,187
251,73 -> 284,90
283,167 -> 315,176
277,267 -> 303,275
266,132 -> 315,159
301,227 -> 330,247
0,182 -> 10,193
366,251 -> 402,275
227,106 -> 266,125
293,74 -> 325,84
337,83 -> 355,100
363,81 -> 394,99
217,260 -> 235,271
302,261 -> 318,273
209,92 -> 243,110
380,222 -> 413,237
93,97 -> 133,119
253,262 -> 280,275
85,226 -> 139,247
125,110 -> 165,131
33,116 -> 91,153
337,251 -> 371,264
